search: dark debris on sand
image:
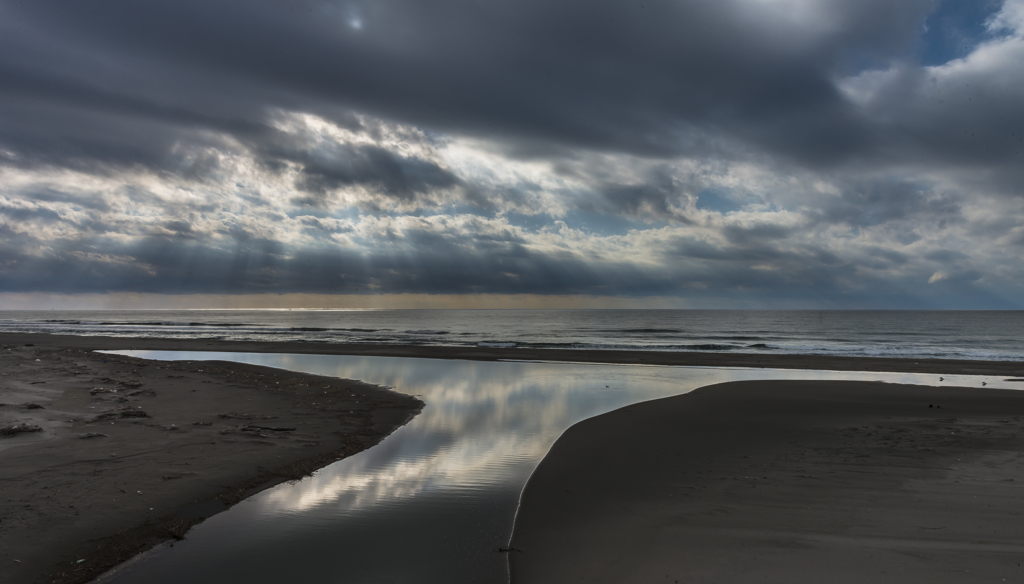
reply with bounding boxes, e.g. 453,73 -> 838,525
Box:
0,423 -> 43,437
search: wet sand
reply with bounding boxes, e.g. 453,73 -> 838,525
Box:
5,332 -> 1024,377
510,380 -> 1024,583
0,335 -> 423,584
3,332 -> 1024,584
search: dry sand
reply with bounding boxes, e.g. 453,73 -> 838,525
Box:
510,380 -> 1024,583
0,335 -> 422,584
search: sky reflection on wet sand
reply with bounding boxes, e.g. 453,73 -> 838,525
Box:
99,353 -> 1018,584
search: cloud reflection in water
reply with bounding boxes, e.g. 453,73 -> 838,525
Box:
101,352 -> 1017,584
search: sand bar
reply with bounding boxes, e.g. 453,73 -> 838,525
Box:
511,379 -> 1024,582
4,332 -> 1024,377
0,334 -> 423,584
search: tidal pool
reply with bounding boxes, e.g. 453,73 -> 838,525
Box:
97,352 -> 1015,583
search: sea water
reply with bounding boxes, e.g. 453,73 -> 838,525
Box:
3,309 -> 1024,361
96,352 -> 1019,584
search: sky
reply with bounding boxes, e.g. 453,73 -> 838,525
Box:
1,0 -> 1023,309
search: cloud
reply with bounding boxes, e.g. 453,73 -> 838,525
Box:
0,0 -> 930,163
1,0 -> 1023,307
0,0 -> 1015,180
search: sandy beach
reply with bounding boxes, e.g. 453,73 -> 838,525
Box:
510,380 -> 1024,582
0,334 -> 423,584
3,332 -> 1024,584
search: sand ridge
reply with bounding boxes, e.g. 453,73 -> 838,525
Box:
0,336 -> 423,584
510,380 -> 1024,582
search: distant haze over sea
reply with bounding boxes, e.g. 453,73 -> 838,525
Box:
3,310 -> 1023,362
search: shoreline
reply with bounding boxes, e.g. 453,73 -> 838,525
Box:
2,332 -> 1024,583
510,380 -> 1024,582
3,332 -> 1024,377
0,335 -> 423,584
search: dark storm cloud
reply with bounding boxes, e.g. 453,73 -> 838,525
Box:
0,204 -> 63,224
2,0 -> 1023,307
0,226 -> 827,299
0,0 -> 978,171
0,58 -> 279,177
809,179 -> 963,227
259,142 -> 461,206
864,246 -> 909,266
19,187 -> 112,212
0,226 -> 614,296
2,200 -> 1021,307
592,170 -> 695,223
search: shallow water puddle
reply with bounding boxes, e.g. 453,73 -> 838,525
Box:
97,352 -> 1017,584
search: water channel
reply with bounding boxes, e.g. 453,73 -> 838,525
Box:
98,352 -> 1016,583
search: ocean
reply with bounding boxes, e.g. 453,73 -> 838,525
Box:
2,309 -> 1023,362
